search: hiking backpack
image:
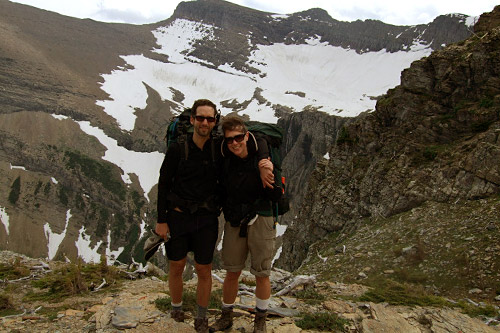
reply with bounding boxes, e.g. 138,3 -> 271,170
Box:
245,121 -> 290,220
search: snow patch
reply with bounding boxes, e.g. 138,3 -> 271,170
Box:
0,207 -> 9,236
44,209 -> 71,260
75,226 -> 103,263
466,16 -> 479,27
139,219 -> 147,239
76,121 -> 164,201
9,164 -> 26,170
52,114 -> 69,120
105,230 -> 124,265
272,246 -> 282,264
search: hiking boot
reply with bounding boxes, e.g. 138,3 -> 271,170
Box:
209,307 -> 233,331
253,311 -> 267,333
170,309 -> 185,322
194,317 -> 209,333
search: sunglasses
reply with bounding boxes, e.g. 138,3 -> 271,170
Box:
225,133 -> 246,144
194,115 -> 216,123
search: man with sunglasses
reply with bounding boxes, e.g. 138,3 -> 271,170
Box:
211,115 -> 281,333
156,101 -> 273,333
156,99 -> 222,333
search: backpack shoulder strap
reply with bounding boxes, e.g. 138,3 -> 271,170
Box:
178,134 -> 189,160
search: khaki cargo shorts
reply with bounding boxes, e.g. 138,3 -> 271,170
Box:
221,215 -> 276,277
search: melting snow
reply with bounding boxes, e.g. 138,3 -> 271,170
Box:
44,209 -> 71,260
0,207 -> 9,236
105,230 -> 124,265
75,225 -> 104,263
9,164 -> 26,170
76,121 -> 164,201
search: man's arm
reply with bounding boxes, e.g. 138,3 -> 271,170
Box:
156,144 -> 180,239
255,136 -> 274,188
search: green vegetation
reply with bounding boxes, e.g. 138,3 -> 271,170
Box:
64,150 -> 126,199
44,182 -> 51,195
0,258 -> 30,280
8,176 -> 21,205
117,223 -> 140,263
471,120 -> 493,132
336,127 -> 354,145
423,146 -> 438,161
155,288 -> 222,314
457,301 -> 498,318
25,258 -> 124,302
0,293 -> 19,317
58,185 -> 70,206
131,190 -> 145,217
479,97 -> 494,108
294,287 -> 326,305
34,181 -> 43,196
112,213 -> 126,239
295,312 -> 349,332
359,280 -> 449,307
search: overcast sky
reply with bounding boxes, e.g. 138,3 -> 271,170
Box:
9,0 -> 498,26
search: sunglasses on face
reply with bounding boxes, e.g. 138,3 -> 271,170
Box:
194,115 -> 216,123
225,133 -> 246,144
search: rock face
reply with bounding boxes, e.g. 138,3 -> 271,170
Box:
277,7 -> 500,271
278,110 -> 351,213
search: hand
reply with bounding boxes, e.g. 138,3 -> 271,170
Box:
155,222 -> 171,241
258,158 -> 274,189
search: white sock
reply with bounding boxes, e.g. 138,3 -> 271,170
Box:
222,301 -> 235,309
255,297 -> 269,311
171,301 -> 183,310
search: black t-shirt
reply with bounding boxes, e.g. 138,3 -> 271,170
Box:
157,135 -> 222,222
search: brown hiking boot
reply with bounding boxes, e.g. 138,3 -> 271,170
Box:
253,311 -> 267,333
194,317 -> 209,333
170,309 -> 185,322
209,307 -> 233,331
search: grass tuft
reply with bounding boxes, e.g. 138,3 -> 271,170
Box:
295,311 -> 349,332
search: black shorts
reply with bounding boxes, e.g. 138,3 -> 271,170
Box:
165,210 -> 218,265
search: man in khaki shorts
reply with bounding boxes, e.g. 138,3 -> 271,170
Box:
211,116 -> 282,333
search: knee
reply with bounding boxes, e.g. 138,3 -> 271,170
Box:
225,271 -> 241,282
256,276 -> 270,284
169,259 -> 186,276
195,264 -> 212,280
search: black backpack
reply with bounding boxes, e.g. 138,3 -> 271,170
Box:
245,121 -> 290,220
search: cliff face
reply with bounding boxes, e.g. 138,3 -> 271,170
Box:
277,6 -> 500,271
278,110 -> 351,213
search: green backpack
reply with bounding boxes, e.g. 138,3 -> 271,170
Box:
246,121 -> 290,220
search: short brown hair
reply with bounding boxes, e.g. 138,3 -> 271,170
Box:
191,99 -> 217,117
221,115 -> 247,133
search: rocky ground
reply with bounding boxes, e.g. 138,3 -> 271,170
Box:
1,251 -> 499,332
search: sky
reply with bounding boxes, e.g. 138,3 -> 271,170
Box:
9,0 -> 498,25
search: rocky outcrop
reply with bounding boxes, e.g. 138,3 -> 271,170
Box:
278,110 -> 351,214
278,8 -> 500,271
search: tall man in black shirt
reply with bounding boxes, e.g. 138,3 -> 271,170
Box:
156,99 -> 221,333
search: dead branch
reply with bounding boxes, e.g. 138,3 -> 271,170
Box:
273,275 -> 317,296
